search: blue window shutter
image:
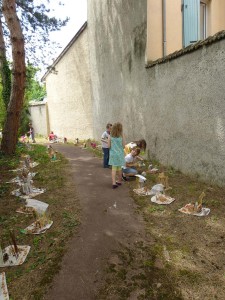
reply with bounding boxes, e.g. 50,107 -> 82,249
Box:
183,0 -> 200,47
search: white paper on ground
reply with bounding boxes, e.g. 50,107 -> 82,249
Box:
25,199 -> 49,214
151,195 -> 175,205
7,172 -> 37,185
0,246 -> 30,267
10,168 -> 23,172
25,221 -> 53,234
135,174 -> 147,182
0,273 -> 9,300
179,207 -> 210,217
16,206 -> 35,215
11,189 -> 21,197
150,184 -> 164,195
6,177 -> 21,185
19,188 -> 46,199
30,162 -> 39,168
133,187 -> 152,196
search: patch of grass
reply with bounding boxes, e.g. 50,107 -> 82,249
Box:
205,199 -> 220,207
88,146 -> 103,158
152,243 -> 164,256
208,215 -> 219,222
132,195 -> 148,208
143,259 -> 154,267
187,182 -> 199,193
116,268 -> 127,280
167,166 -> 179,176
147,205 -> 165,213
0,184 -> 9,197
62,211 -> 79,230
33,236 -> 44,248
0,215 -> 7,224
107,264 -> 117,273
179,269 -> 202,284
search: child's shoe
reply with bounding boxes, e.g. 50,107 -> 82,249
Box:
116,182 -> 122,186
112,184 -> 118,189
122,174 -> 128,181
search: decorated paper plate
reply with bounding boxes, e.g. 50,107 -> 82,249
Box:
151,194 -> 175,205
24,221 -> 53,235
30,162 -> 39,168
0,273 -> 9,300
25,199 -> 49,214
179,206 -> 210,217
19,188 -> 46,199
0,246 -> 30,267
133,187 -> 152,196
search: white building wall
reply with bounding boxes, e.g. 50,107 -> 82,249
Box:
29,102 -> 48,136
44,26 -> 93,140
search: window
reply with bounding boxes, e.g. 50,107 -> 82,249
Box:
183,0 -> 208,47
200,1 -> 207,40
183,0 -> 200,47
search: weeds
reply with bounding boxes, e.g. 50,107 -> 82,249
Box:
0,143 -> 80,300
147,205 -> 165,213
62,211 -> 79,230
0,184 -> 9,197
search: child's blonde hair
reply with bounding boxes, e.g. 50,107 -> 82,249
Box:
111,122 -> 123,138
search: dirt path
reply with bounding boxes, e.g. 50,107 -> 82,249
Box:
45,144 -> 146,300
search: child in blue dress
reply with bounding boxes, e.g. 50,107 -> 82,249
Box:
108,122 -> 125,189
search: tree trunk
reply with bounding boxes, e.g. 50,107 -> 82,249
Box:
0,17 -> 12,109
1,0 -> 26,154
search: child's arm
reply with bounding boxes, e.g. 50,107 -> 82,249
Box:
136,155 -> 144,161
101,137 -> 108,143
126,161 -> 138,167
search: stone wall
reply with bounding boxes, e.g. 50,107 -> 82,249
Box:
44,24 -> 93,141
87,0 -> 225,185
29,101 -> 48,137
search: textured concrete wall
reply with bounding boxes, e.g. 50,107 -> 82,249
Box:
45,28 -> 93,140
87,0 -> 225,185
29,102 -> 48,136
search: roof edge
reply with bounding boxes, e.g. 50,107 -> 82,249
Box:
41,21 -> 87,81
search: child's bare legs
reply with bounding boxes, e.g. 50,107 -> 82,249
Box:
117,168 -> 122,184
111,166 -> 118,189
112,168 -> 116,185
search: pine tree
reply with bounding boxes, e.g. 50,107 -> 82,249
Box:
0,0 -> 68,154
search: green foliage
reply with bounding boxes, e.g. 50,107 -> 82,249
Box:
25,63 -> 46,101
147,205 -> 165,213
2,59 -> 11,109
19,64 -> 46,136
0,85 -> 5,129
15,1 -> 69,66
0,60 -> 11,129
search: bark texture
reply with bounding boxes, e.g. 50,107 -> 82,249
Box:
1,0 -> 26,154
0,17 -> 11,109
